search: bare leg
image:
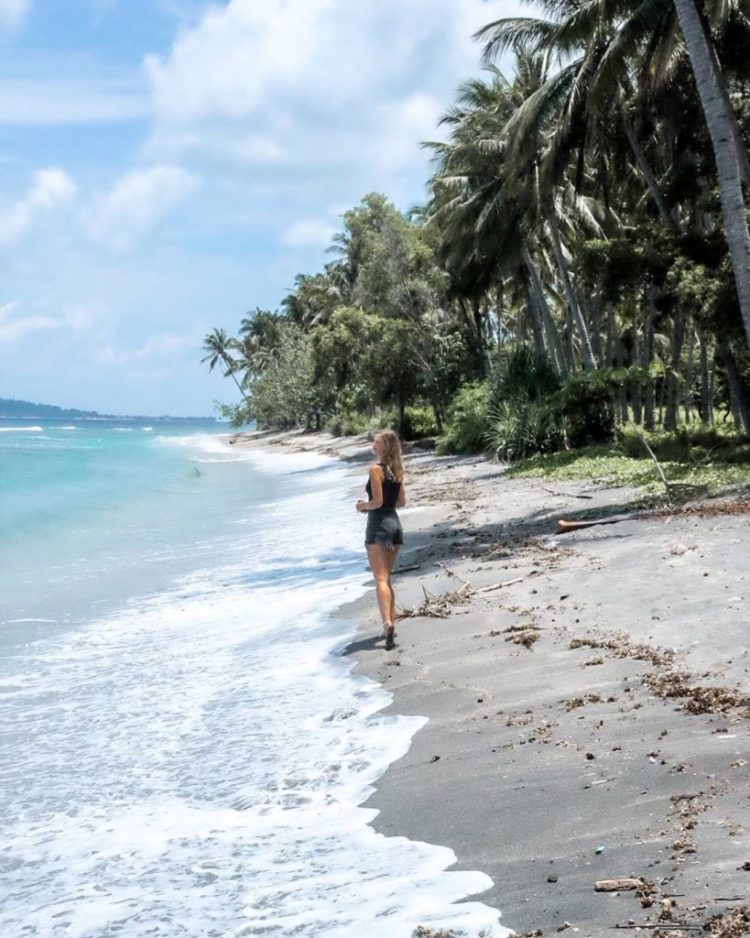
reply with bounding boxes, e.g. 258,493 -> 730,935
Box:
366,545 -> 393,628
366,545 -> 397,649
386,545 -> 400,624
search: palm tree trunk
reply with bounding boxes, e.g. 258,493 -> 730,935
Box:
708,41 -> 750,184
222,353 -> 250,401
684,320 -> 695,423
642,288 -> 656,431
524,283 -> 548,360
698,328 -> 713,423
717,335 -> 750,435
522,245 -> 566,376
547,212 -> 597,372
631,323 -> 643,425
673,0 -> 750,347
664,308 -> 686,431
621,113 -> 679,234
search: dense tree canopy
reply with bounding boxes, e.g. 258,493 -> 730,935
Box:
205,0 -> 750,455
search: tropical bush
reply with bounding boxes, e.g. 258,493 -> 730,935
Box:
437,381 -> 492,453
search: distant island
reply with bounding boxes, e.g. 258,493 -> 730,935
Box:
0,398 -> 220,422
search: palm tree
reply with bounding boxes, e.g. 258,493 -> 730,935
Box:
476,0 -> 750,348
671,0 -> 750,346
201,328 -> 248,400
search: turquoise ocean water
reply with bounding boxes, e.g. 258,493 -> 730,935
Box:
0,419 -> 506,937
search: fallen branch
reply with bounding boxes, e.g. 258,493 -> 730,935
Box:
632,426 -> 671,491
435,560 -> 472,589
612,926 -> 701,931
476,572 -> 540,593
392,563 -> 421,575
542,486 -> 594,500
556,513 -> 647,534
596,878 -> 643,892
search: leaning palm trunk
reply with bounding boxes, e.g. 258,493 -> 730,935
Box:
673,0 -> 750,348
622,114 -> 679,234
524,282 -> 548,359
522,245 -> 566,376
547,213 -> 597,372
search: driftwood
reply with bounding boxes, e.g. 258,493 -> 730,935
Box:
392,563 -> 421,575
612,926 -> 701,931
542,486 -> 594,500
595,878 -> 643,892
404,571 -> 539,619
556,513 -> 647,534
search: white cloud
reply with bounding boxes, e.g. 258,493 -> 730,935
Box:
0,78 -> 147,124
134,331 -> 199,360
84,164 -> 201,251
281,218 -> 337,248
0,167 -> 77,247
0,0 -> 29,28
144,0 -> 523,191
0,301 -> 58,342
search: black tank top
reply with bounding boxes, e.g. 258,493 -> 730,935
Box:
366,463 -> 401,510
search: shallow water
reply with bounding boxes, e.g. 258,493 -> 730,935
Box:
0,421 -> 507,937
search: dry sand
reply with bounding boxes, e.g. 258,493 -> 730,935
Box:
233,429 -> 750,938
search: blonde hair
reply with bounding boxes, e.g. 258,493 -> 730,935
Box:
375,429 -> 404,483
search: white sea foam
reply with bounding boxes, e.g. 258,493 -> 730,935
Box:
0,425 -> 43,432
50,425 -> 77,430
0,433 -> 509,937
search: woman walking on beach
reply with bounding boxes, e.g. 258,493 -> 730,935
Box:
356,430 -> 406,651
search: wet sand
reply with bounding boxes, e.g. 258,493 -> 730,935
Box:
234,429 -> 750,937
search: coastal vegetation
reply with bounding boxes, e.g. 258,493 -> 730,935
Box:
204,1 -> 750,478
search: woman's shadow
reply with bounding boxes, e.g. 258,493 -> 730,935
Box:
339,634 -> 387,656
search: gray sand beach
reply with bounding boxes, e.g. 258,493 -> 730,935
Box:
233,430 -> 750,937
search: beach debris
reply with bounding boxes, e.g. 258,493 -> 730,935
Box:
556,499 -> 750,535
429,755 -> 441,763
563,693 -> 604,710
503,624 -> 542,649
542,485 -> 594,500
556,512 -> 647,534
643,672 -> 750,715
408,571 -> 542,620
595,878 -> 644,892
596,846 -> 605,854
547,874 -> 559,883
412,928 -> 463,938
703,906 -> 750,938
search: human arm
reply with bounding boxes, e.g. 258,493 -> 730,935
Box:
395,481 -> 406,508
355,465 -> 384,512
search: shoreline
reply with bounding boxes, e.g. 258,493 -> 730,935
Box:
231,428 -> 750,937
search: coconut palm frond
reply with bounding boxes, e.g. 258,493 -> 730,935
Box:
475,17 -> 559,64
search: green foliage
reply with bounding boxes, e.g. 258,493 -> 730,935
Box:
244,325 -> 328,430
490,344 -> 560,406
487,399 -> 568,462
326,410 -> 371,436
437,381 -> 492,453
402,406 -> 439,440
618,424 -> 750,463
551,373 -> 617,447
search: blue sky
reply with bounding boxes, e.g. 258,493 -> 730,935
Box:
0,0 -> 522,417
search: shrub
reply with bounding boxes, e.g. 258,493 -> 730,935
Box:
402,405 -> 439,440
552,374 -> 616,447
437,381 -> 491,454
487,400 -> 568,463
326,410 -> 370,436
